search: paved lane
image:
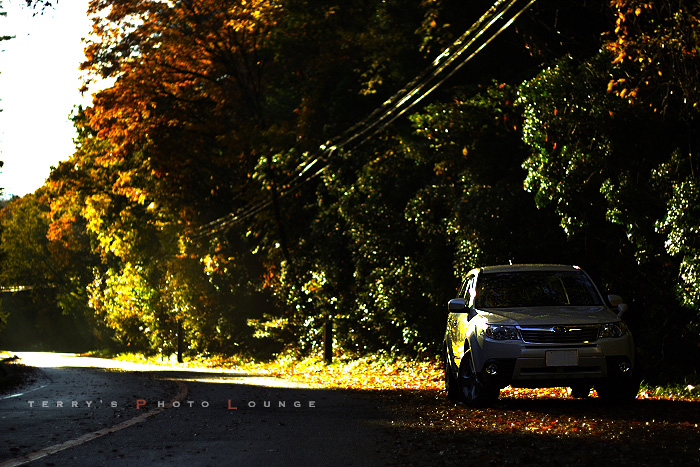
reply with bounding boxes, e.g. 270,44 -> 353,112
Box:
0,353 -> 391,466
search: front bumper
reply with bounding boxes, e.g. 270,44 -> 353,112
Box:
473,336 -> 635,389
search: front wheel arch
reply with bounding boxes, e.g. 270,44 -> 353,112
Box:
457,348 -> 499,407
443,344 -> 460,400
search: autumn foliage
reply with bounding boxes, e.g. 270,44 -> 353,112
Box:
0,0 -> 699,385
605,0 -> 700,115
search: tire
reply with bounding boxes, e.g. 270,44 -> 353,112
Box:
444,350 -> 460,401
596,377 -> 640,402
570,384 -> 591,399
457,351 -> 499,407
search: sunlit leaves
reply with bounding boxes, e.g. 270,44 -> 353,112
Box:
15,0 -> 699,366
657,179 -> 700,308
82,0 -> 284,227
0,190 -> 104,347
517,47 -> 700,372
88,263 -> 158,349
0,194 -> 54,287
408,82 -> 564,272
518,56 -> 619,232
605,0 -> 700,116
517,53 -> 682,257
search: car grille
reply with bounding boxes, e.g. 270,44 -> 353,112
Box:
519,325 -> 599,344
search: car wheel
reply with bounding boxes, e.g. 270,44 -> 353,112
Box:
457,351 -> 499,407
444,350 -> 460,400
595,377 -> 640,402
570,384 -> 591,399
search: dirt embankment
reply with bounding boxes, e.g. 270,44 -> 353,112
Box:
0,356 -> 39,395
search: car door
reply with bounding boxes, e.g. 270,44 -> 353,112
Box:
446,279 -> 466,355
449,273 -> 477,367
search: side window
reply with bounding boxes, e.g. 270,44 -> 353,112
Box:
466,276 -> 477,307
458,274 -> 477,306
457,278 -> 469,298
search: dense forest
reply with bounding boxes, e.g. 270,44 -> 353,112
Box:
0,0 -> 698,382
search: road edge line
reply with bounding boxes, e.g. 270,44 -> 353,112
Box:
0,380 -> 188,467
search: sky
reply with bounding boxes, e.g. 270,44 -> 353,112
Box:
0,0 -> 93,199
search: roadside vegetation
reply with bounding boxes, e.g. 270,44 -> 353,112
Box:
0,0 -> 699,389
0,350 -> 36,395
103,350 -> 700,402
4,348 -> 699,465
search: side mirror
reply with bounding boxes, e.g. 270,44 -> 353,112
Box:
448,298 -> 467,313
608,294 -> 629,317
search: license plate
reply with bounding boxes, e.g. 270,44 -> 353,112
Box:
546,350 -> 579,366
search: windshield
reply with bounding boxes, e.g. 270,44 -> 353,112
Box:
475,271 -> 603,308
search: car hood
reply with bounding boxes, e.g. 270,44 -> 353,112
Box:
477,305 -> 619,326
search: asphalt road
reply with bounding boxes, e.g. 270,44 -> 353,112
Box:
0,353 -> 392,467
4,353 -> 700,466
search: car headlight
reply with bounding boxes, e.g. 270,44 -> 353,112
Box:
598,322 -> 628,339
483,324 -> 522,341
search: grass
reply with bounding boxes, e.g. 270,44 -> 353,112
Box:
100,351 -> 445,391
639,380 -> 700,401
79,350 -> 700,401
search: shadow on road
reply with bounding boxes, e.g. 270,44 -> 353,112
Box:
349,387 -> 700,466
2,354 -> 698,466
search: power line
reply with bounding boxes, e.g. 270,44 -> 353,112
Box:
277,0 -> 522,192
324,0 -> 525,152
285,0 -> 537,189
193,0 -> 538,240
350,0 -> 538,149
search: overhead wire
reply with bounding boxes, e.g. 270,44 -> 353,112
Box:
350,0 -> 538,149
278,0 -> 520,190
322,0 -> 522,152
192,0 -> 538,240
275,0 -> 536,196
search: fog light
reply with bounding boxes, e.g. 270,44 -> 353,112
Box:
485,362 -> 498,375
618,361 -> 631,374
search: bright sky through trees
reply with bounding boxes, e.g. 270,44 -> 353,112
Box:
0,0 -> 91,198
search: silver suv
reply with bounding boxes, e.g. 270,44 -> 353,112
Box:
443,264 -> 639,405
